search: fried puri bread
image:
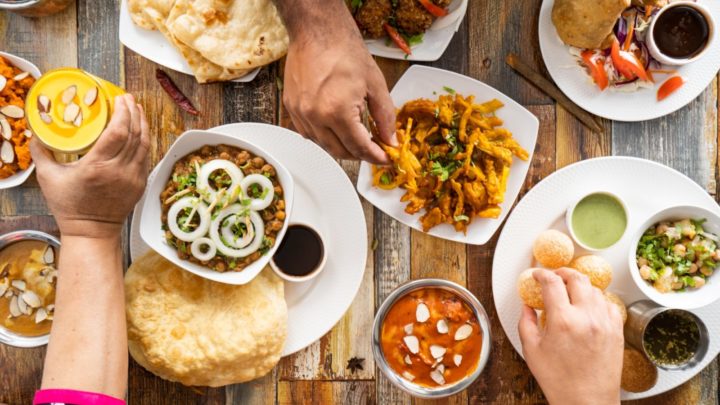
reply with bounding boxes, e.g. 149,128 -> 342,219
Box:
518,268 -> 545,310
552,0 -> 631,49
125,251 -> 287,387
533,230 -> 574,269
127,0 -> 175,31
570,255 -> 613,290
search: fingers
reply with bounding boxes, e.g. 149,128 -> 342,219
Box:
310,125 -> 354,160
331,114 -> 390,164
518,305 -> 540,350
89,95 -> 132,160
132,104 -> 151,173
118,97 -> 143,163
367,70 -> 397,147
533,269 -> 570,312
29,137 -> 60,173
553,267 -> 596,306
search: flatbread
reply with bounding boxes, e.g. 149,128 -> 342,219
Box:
125,251 -> 287,387
167,0 -> 289,70
142,5 -> 252,83
128,0 -> 176,31
552,0 -> 630,49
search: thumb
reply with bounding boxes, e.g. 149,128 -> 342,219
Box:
367,74 -> 398,147
29,137 -> 60,172
518,305 -> 541,352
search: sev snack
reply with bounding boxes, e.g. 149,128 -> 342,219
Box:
0,56 -> 34,179
373,93 -> 529,233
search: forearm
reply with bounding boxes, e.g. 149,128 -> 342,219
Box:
274,0 -> 359,42
41,233 -> 127,398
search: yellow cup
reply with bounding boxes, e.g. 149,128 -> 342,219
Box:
25,68 -> 125,156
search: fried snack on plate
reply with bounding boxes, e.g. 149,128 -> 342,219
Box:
125,251 -> 287,387
552,0 -> 630,49
621,347 -> 658,392
0,56 -> 34,179
604,291 -> 627,324
532,230 -> 575,269
569,254 -> 613,290
372,93 -> 529,233
127,0 -> 174,31
517,268 -> 545,310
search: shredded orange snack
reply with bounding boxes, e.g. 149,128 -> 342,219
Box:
372,93 -> 528,233
0,56 -> 35,179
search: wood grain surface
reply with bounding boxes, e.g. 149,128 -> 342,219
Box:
1,1 -> 719,404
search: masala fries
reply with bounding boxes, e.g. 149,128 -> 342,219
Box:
372,93 -> 529,233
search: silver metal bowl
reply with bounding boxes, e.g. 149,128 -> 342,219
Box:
0,230 -> 60,348
0,0 -> 73,17
372,278 -> 491,398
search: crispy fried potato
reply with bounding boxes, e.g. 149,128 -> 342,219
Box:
372,93 -> 528,233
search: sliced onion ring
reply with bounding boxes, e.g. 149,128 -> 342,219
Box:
168,197 -> 211,242
221,214 -> 254,249
240,174 -> 275,211
210,204 -> 265,258
197,159 -> 244,203
190,237 -> 217,262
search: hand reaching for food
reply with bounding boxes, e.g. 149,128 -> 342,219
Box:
274,0 -> 397,164
30,94 -> 150,238
518,268 -> 624,405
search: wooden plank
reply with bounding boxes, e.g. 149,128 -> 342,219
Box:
466,105 -> 555,404
77,0 -> 120,84
225,369 -> 277,405
278,380 -> 375,405
556,105 -> 612,168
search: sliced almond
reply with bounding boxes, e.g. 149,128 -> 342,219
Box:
0,105 -> 24,119
13,72 -> 29,81
404,355 -> 412,365
4,290 -> 13,298
1,141 -> 14,164
17,293 -> 29,314
21,290 -> 41,308
61,85 -> 77,105
73,110 -> 83,127
35,307 -> 48,323
430,370 -> 445,385
11,279 -> 25,291
454,324 -> 473,341
84,86 -> 98,106
436,364 -> 445,374
9,295 -> 21,317
0,76 -> 6,92
23,129 -> 32,138
0,117 -> 11,140
430,345 -> 446,359
453,354 -> 463,367
63,103 -> 80,123
403,323 -> 413,335
416,302 -> 430,323
39,111 -> 52,125
436,319 -> 449,334
432,357 -> 443,368
402,371 -> 416,382
403,335 -> 420,354
46,304 -> 55,312
43,246 -> 55,264
37,94 -> 51,113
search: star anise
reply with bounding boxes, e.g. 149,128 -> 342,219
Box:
346,357 -> 365,374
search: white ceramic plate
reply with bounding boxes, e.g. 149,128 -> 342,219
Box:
138,130 -> 295,285
538,0 -> 720,122
0,51 -> 41,190
364,0 -> 468,61
131,123 -> 367,356
492,157 -> 720,400
357,65 -> 539,245
118,0 -> 260,83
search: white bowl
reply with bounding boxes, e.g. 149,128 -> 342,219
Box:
0,51 -> 41,190
565,191 -> 629,252
628,205 -> 720,310
139,130 -> 295,285
646,1 -> 715,66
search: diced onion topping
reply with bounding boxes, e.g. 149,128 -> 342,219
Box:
190,237 -> 217,262
168,197 -> 211,242
197,159 -> 244,203
209,204 -> 265,258
240,174 -> 275,211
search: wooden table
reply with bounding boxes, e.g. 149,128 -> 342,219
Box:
1,1 -> 718,404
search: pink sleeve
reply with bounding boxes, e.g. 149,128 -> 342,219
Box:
34,389 -> 126,405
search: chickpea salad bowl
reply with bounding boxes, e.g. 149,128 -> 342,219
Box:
629,206 -> 720,310
139,130 -> 295,285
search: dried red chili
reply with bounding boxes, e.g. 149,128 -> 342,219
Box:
155,69 -> 199,116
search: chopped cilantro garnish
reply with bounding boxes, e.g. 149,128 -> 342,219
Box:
454,215 -> 470,222
443,86 -> 456,95
380,172 -> 392,185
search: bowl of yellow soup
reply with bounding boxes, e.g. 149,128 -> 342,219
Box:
566,191 -> 628,251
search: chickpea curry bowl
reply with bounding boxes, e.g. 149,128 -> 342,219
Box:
140,131 -> 295,285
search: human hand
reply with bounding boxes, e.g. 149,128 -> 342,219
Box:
518,268 -> 624,405
31,94 -> 150,239
281,1 -> 396,164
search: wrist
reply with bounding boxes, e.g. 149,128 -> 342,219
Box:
56,218 -> 125,240
276,0 -> 358,43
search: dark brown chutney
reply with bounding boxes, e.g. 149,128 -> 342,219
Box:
653,5 -> 710,59
643,310 -> 701,366
159,144 -> 286,272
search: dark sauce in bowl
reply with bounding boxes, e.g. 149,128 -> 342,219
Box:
272,225 -> 324,277
653,6 -> 710,59
643,310 -> 701,367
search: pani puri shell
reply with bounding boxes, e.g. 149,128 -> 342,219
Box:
517,268 -> 544,310
604,291 -> 627,324
569,255 -> 613,290
532,230 -> 574,269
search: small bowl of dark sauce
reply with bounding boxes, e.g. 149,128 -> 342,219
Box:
270,223 -> 327,282
647,1 -> 714,65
